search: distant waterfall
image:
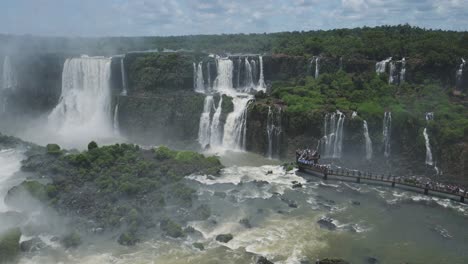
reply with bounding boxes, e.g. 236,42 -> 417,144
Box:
206,62 -> 212,92
376,57 -> 392,74
198,96 -> 214,149
120,57 -> 128,95
214,58 -> 234,94
322,111 -> 345,158
257,56 -> 266,92
243,58 -> 255,92
266,106 -> 282,159
251,59 -> 258,84
209,96 -> 224,147
222,97 -> 252,151
424,112 -> 434,166
315,57 -> 320,79
2,56 -> 16,90
388,61 -> 396,84
399,58 -> 406,84
236,58 -> 242,89
383,112 -> 391,158
456,58 -> 465,90
194,62 -> 205,93
363,120 -> 373,160
48,56 -> 113,139
113,103 -> 120,135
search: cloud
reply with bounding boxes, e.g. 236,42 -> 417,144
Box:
0,0 -> 466,36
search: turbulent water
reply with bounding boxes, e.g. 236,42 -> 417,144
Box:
266,106 -> 282,159
388,61 -> 396,84
363,120 -> 373,160
375,57 -> 392,74
424,112 -> 434,166
198,96 -> 214,148
322,111 -> 345,158
222,97 -> 251,151
48,56 -> 114,147
383,112 -> 391,158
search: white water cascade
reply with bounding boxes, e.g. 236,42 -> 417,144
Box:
315,57 -> 320,79
222,97 -> 252,151
194,62 -> 205,93
322,111 -> 345,158
266,106 -> 282,159
214,59 -> 235,94
243,58 -> 255,92
423,112 -> 434,166
206,62 -> 212,92
376,57 -> 392,74
120,57 -> 128,95
198,96 -> 214,149
388,61 -> 396,84
363,120 -> 373,160
257,56 -> 266,92
399,58 -> 406,84
48,56 -> 113,144
209,96 -> 224,147
113,103 -> 120,135
383,112 -> 392,158
1,56 -> 16,113
456,58 -> 465,90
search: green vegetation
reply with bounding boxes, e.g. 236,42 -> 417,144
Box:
0,228 -> 21,263
46,143 -> 62,155
160,217 -> 185,238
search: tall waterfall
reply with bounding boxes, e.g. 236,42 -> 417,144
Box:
120,57 -> 128,95
251,59 -> 258,84
209,96 -> 224,147
243,58 -> 255,92
363,120 -> 373,160
48,56 -> 113,140
424,112 -> 434,166
194,62 -> 205,93
222,97 -> 251,150
266,106 -> 282,159
198,96 -> 214,149
383,112 -> 392,158
2,56 -> 16,90
456,58 -> 465,90
399,58 -> 406,84
322,111 -> 345,158
206,62 -> 212,92
214,59 -> 234,94
315,57 -> 320,79
257,56 -> 266,91
376,57 -> 392,74
113,103 -> 120,135
388,61 -> 396,84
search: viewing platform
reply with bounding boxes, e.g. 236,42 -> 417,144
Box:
297,159 -> 468,204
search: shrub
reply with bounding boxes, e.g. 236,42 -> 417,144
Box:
160,218 -> 185,238
154,146 -> 176,160
0,228 -> 21,263
88,141 -> 98,150
46,144 -> 62,155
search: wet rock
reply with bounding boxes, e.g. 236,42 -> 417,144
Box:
192,242 -> 204,251
277,210 -> 287,214
20,237 -> 47,253
216,234 -> 233,243
239,218 -> 252,228
365,256 -> 379,264
253,180 -> 269,187
257,256 -> 274,264
281,197 -> 298,208
292,182 -> 303,189
317,217 -> 337,231
352,201 -> 361,206
318,259 -> 350,264
266,170 -> 273,175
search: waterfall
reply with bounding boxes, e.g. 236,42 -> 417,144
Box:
363,120 -> 373,160
194,62 -> 205,93
120,57 -> 128,95
198,96 -> 214,149
251,59 -> 258,85
214,58 -> 234,94
257,56 -> 266,92
315,57 -> 320,79
2,56 -> 16,90
209,97 -> 224,147
399,58 -> 406,84
48,56 -> 113,139
424,112 -> 434,166
243,58 -> 254,92
222,97 -> 252,151
456,58 -> 465,90
383,112 -> 391,158
388,61 -> 396,84
376,57 -> 392,74
351,111 -> 358,119
113,103 -> 120,135
322,111 -> 345,158
206,62 -> 212,92
236,58 -> 241,89
266,106 -> 282,159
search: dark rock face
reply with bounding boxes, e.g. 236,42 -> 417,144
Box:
317,217 -> 337,231
257,256 -> 274,264
20,237 -> 47,253
216,234 -> 233,243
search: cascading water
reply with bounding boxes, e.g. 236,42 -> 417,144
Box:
194,62 -> 205,93
198,96 -> 214,149
399,58 -> 406,84
222,97 -> 252,151
315,57 -> 320,79
243,58 -> 255,92
456,58 -> 465,90
266,106 -> 282,159
48,56 -> 113,142
236,58 -> 242,89
206,62 -> 212,92
113,103 -> 120,135
214,58 -> 235,94
383,112 -> 391,158
2,56 -> 16,90
322,111 -> 345,158
209,96 -> 224,147
257,56 -> 266,92
363,120 -> 373,160
424,112 -> 434,166
388,61 -> 396,84
251,59 -> 258,84
376,57 -> 392,74
120,56 -> 128,96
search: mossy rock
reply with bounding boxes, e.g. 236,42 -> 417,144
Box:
0,228 -> 21,263
192,242 -> 204,251
118,232 -> 140,246
160,218 -> 185,238
215,233 -> 233,243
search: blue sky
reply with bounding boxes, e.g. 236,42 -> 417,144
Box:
0,0 -> 467,36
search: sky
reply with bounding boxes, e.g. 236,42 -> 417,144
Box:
0,0 -> 467,37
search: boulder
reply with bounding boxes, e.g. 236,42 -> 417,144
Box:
20,237 -> 47,252
216,234 -> 233,243
239,218 -> 252,228
317,217 -> 337,231
257,256 -> 274,264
